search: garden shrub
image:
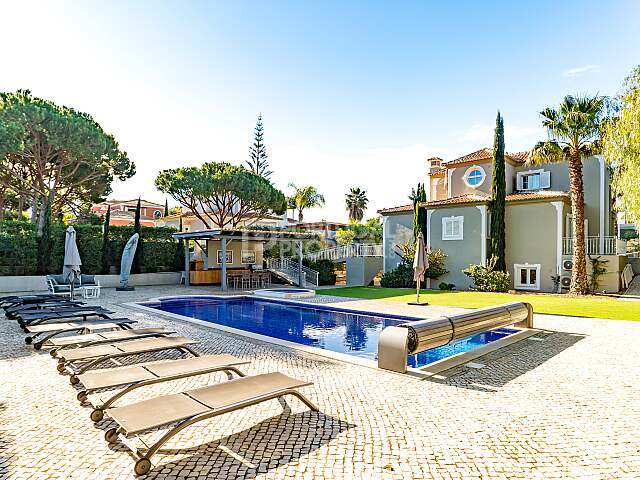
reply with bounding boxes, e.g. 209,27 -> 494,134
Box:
438,282 -> 455,290
303,258 -> 337,285
463,256 -> 510,292
380,259 -> 414,288
380,242 -> 449,288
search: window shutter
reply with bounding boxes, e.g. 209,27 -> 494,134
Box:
540,171 -> 551,188
516,174 -> 523,190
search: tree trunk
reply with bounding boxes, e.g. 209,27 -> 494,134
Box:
298,209 -> 304,222
18,194 -> 24,220
568,154 -> 589,295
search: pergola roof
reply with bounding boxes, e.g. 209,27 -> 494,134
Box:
172,229 -> 319,242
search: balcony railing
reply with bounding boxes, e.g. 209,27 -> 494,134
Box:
562,236 -> 627,256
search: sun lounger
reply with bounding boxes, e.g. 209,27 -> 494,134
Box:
17,307 -> 115,327
5,300 -> 85,319
47,327 -> 174,354
77,354 -> 249,420
56,336 -> 199,381
15,304 -> 105,320
0,294 -> 67,310
101,372 -> 317,475
24,318 -> 136,348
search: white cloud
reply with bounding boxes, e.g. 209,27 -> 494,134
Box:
561,64 -> 601,78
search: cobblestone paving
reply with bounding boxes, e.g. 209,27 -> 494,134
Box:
1,286 -> 640,479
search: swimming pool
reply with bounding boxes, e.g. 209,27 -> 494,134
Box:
141,296 -> 520,369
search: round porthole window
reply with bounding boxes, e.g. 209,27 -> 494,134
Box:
463,166 -> 486,188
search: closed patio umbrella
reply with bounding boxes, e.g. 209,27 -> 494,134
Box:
63,226 -> 82,300
408,232 -> 429,306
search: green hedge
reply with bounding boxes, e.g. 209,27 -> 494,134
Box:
0,221 -> 181,276
0,221 -> 38,276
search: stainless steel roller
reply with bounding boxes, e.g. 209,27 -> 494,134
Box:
379,302 -> 533,373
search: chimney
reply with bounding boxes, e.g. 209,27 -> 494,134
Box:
427,157 -> 443,175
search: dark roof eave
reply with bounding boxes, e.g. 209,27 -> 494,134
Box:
172,229 -> 319,241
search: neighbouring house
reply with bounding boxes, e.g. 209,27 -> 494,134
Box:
91,199 -> 165,227
379,148 -> 629,293
293,220 -> 348,245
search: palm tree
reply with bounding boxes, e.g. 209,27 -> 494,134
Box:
288,183 -> 325,222
345,187 -> 368,222
529,95 -> 605,295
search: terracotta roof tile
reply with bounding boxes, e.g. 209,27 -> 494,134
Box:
422,194 -> 490,207
443,148 -> 529,167
509,151 -> 530,162
506,190 -> 570,202
378,204 -> 414,214
421,191 -> 570,208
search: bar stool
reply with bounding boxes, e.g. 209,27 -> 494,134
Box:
241,271 -> 251,289
227,272 -> 238,289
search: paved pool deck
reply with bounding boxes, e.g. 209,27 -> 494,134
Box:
1,286 -> 639,479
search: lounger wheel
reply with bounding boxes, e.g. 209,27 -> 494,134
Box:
77,391 -> 88,403
56,363 -> 65,373
104,428 -> 118,444
50,349 -> 58,358
134,458 -> 152,476
70,375 -> 79,385
33,342 -> 43,350
25,336 -> 33,345
90,409 -> 104,422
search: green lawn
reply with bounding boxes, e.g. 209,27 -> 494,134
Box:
316,287 -> 640,321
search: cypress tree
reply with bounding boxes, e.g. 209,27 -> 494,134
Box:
164,199 -> 169,217
101,205 -> 111,274
412,183 -> 427,241
246,115 -> 272,178
132,198 -> 143,274
490,111 -> 507,271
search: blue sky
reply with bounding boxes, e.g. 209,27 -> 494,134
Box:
2,0 -> 639,221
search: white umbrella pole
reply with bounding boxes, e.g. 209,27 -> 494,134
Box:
416,278 -> 420,303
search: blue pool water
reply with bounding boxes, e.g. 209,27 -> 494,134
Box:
143,296 -> 517,368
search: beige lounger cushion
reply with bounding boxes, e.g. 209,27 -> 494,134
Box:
110,394 -> 210,434
109,372 -> 313,435
60,336 -> 196,361
61,344 -> 122,361
77,354 -> 247,390
79,366 -> 156,390
144,354 -> 246,377
189,372 -> 312,409
48,328 -> 169,347
100,328 -> 168,340
115,336 -> 196,353
49,333 -> 104,346
26,320 -> 129,334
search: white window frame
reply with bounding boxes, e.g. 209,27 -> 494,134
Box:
517,168 -> 550,191
514,263 -> 541,291
216,250 -> 233,265
462,165 -> 487,188
241,250 -> 256,264
442,216 -> 464,240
